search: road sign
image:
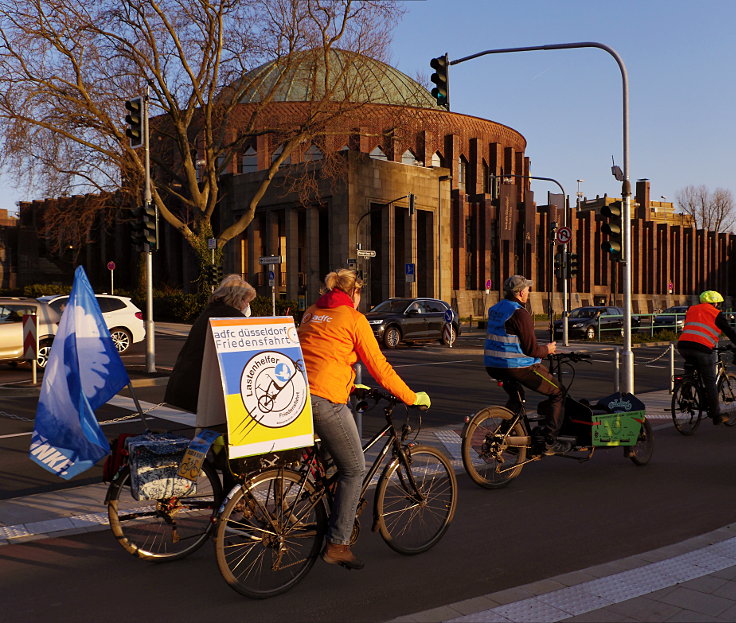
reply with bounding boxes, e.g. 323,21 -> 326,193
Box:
556,226 -> 572,245
443,309 -> 453,323
268,270 -> 275,287
443,323 -> 455,348
357,249 -> 376,258
485,279 -> 492,290
22,314 -> 37,360
405,263 -> 415,283
207,238 -> 217,250
259,255 -> 282,265
107,261 -> 116,271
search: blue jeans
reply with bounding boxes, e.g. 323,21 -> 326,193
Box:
311,395 -> 365,545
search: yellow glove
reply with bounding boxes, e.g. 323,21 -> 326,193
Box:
413,391 -> 431,409
353,384 -> 371,391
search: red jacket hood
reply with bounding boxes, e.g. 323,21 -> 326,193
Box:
315,289 -> 354,309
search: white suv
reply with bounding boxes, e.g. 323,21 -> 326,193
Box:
38,294 -> 145,353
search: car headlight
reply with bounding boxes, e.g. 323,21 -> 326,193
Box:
367,319 -> 383,326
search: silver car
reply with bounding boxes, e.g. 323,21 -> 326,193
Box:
0,297 -> 60,368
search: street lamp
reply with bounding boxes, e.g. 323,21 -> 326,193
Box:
447,41 -> 634,394
576,179 -> 585,210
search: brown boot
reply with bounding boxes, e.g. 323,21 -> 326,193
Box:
321,541 -> 365,570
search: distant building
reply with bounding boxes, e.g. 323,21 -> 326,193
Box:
9,51 -> 736,315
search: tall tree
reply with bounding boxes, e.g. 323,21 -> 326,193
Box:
0,0 -> 409,272
676,184 -> 736,233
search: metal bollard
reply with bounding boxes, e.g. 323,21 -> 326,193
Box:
614,347 -> 620,393
669,343 -> 675,393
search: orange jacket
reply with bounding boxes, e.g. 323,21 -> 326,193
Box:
297,290 -> 416,405
678,303 -> 721,349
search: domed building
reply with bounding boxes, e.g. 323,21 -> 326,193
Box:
162,48 -> 533,316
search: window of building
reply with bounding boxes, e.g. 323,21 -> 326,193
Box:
304,144 -> 323,161
370,146 -> 387,161
401,149 -> 419,166
241,146 -> 257,173
482,161 -> 490,194
458,156 -> 468,191
272,144 -> 291,165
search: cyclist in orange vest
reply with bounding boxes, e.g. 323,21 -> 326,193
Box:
677,290 -> 736,424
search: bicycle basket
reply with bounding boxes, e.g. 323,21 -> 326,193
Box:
591,411 -> 644,447
126,433 -> 197,501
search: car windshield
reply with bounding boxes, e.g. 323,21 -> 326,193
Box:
370,299 -> 410,313
569,308 -> 599,319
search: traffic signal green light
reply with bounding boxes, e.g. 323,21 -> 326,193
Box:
429,54 -> 450,109
124,97 -> 143,148
601,200 -> 623,261
568,252 -> 580,277
142,203 -> 157,251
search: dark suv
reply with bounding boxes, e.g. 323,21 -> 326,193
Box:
554,306 -> 628,340
366,298 -> 461,348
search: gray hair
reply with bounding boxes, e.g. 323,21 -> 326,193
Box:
211,274 -> 256,309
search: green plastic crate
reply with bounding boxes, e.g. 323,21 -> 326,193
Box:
591,410 -> 645,447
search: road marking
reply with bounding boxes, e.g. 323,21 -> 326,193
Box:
392,359 -> 474,368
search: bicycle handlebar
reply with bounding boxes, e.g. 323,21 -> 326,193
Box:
351,386 -> 429,412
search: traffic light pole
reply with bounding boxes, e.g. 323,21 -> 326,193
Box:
143,88 -> 156,373
502,174 -> 570,346
450,41 -> 633,393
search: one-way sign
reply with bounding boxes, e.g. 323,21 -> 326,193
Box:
259,255 -> 282,265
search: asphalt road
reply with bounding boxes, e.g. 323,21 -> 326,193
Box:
2,330 -> 734,622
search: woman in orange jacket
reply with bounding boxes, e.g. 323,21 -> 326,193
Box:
298,269 -> 430,570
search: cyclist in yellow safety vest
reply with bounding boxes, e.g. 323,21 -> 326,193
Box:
677,290 -> 736,424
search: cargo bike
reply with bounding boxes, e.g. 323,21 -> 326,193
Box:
461,352 -> 654,489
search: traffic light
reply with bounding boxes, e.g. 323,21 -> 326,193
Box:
142,203 -> 157,251
568,252 -> 580,277
601,200 -> 623,261
124,97 -> 143,148
554,250 -> 565,281
130,206 -> 145,251
429,54 -> 450,109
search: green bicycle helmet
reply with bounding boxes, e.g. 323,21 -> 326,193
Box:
700,290 -> 724,304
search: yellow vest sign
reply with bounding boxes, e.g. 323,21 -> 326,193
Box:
196,317 -> 313,459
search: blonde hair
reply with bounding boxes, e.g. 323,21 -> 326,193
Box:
323,268 -> 363,295
212,274 -> 256,309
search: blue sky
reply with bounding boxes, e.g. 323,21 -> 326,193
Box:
388,0 -> 736,207
1,0 -> 734,215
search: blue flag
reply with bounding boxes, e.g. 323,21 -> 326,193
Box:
29,266 -> 131,479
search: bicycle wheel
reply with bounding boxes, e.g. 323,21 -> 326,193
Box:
375,445 -> 457,555
461,406 -> 528,489
718,372 -> 736,426
215,468 -> 327,599
671,379 -> 703,435
107,461 -> 222,561
625,419 -> 654,466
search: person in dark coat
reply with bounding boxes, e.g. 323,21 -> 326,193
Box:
164,274 -> 256,412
